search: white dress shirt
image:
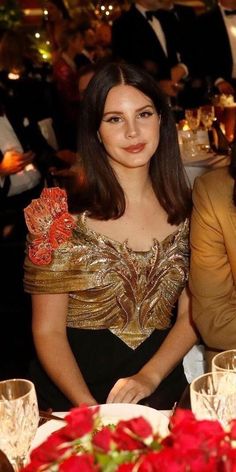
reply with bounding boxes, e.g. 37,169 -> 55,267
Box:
0,115 -> 41,196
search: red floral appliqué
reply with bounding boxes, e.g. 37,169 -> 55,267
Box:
24,187 -> 76,265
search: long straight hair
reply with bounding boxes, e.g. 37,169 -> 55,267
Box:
229,142 -> 236,206
74,62 -> 191,224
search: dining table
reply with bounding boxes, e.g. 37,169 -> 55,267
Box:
182,150 -> 230,188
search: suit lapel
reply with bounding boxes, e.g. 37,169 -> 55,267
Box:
132,5 -> 171,63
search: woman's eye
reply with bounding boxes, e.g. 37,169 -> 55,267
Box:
138,111 -> 154,118
105,116 -> 122,123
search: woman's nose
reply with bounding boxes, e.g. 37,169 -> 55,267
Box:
125,120 -> 139,138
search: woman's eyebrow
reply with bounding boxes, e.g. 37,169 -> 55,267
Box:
103,104 -> 154,117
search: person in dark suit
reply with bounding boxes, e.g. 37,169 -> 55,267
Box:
75,24 -> 97,70
197,0 -> 236,96
112,0 -> 197,102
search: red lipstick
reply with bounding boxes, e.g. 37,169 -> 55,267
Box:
123,143 -> 146,153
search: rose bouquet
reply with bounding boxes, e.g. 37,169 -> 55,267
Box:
22,405 -> 236,471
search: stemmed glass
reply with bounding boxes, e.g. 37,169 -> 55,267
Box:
212,349 -> 236,372
185,108 -> 201,133
190,371 -> 236,428
200,105 -> 215,130
0,379 -> 39,471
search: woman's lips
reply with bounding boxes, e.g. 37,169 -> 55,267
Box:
123,143 -> 146,153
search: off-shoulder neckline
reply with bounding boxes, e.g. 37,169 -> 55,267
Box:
75,213 -> 189,254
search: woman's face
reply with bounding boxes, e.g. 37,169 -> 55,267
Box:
98,84 -> 160,172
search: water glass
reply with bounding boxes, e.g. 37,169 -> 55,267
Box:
190,371 -> 236,428
200,105 -> 215,130
181,130 -> 199,158
0,379 -> 39,470
185,108 -> 201,132
212,349 -> 236,372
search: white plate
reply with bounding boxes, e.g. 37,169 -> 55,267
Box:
32,404 -> 169,449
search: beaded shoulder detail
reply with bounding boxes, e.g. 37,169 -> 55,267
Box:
24,187 -> 76,266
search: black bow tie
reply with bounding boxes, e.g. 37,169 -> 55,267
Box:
224,8 -> 236,15
145,9 -> 161,21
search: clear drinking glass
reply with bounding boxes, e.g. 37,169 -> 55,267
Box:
185,108 -> 201,133
190,371 -> 236,428
200,105 -> 215,130
180,130 -> 199,159
212,349 -> 236,372
0,379 -> 39,471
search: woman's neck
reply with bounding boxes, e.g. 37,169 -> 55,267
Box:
114,166 -> 154,204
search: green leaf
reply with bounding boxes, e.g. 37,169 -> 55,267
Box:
96,451 -> 136,472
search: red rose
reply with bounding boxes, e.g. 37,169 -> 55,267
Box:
230,420 -> 236,440
63,405 -> 99,439
92,427 -> 114,452
29,432 -> 70,468
171,420 -> 224,455
221,444 -> 236,469
169,408 -> 195,431
181,450 -> 219,472
117,464 -> 135,472
138,449 -> 186,472
121,418 -> 153,439
114,423 -> 145,451
59,454 -> 98,472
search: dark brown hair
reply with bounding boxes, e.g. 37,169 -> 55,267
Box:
229,142 -> 236,206
74,62 -> 191,224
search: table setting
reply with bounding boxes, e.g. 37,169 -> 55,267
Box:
177,97 -> 236,187
2,350 -> 236,471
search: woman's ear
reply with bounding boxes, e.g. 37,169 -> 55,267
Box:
97,131 -> 102,143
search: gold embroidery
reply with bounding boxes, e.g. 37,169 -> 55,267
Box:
24,215 -> 189,349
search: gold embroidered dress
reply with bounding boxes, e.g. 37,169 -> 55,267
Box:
24,188 -> 189,410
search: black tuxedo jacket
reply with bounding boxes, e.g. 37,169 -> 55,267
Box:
170,4 -> 198,75
112,4 -> 178,80
75,52 -> 92,71
112,4 -> 197,80
197,6 -> 234,83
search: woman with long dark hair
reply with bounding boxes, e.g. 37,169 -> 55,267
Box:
24,62 -> 196,410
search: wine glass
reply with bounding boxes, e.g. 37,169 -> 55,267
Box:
185,108 -> 201,133
212,350 -> 236,373
190,371 -> 236,428
200,105 -> 215,130
0,379 -> 39,471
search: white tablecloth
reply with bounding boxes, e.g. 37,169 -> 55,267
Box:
182,149 -> 230,188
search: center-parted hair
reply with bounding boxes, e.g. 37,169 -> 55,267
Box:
74,62 -> 191,224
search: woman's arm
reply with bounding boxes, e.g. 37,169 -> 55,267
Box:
32,293 -> 97,406
106,287 -> 197,403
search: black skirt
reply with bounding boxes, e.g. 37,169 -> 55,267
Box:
30,327 -> 187,411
